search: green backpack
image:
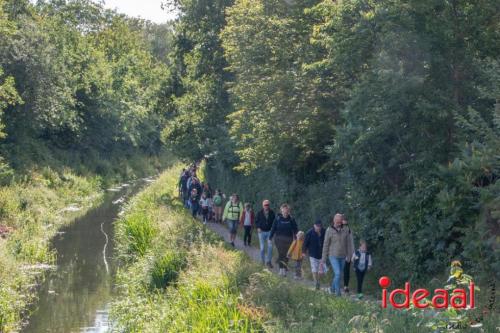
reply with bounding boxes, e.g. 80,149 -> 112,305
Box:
213,195 -> 222,206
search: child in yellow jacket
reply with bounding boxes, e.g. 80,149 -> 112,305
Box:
287,231 -> 305,279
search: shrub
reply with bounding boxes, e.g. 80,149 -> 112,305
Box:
150,251 -> 187,289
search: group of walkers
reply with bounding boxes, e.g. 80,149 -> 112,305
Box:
178,165 -> 373,298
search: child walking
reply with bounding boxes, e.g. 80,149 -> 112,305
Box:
352,240 -> 372,299
199,192 -> 210,224
287,231 -> 305,279
189,188 -> 199,218
240,203 -> 254,246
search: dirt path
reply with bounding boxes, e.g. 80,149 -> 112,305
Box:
205,221 -> 369,302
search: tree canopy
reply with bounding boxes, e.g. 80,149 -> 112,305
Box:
164,0 -> 500,283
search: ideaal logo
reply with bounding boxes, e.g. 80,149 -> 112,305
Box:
378,262 -> 495,330
378,276 -> 475,309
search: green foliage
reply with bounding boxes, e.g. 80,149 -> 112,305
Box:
160,0 -> 234,162
0,0 -> 172,156
111,163 -> 444,333
221,0 -> 334,177
0,166 -> 103,332
197,0 -> 500,295
0,1 -> 176,329
150,251 -> 187,289
119,211 -> 156,258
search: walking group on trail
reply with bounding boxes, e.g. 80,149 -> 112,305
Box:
178,164 -> 373,298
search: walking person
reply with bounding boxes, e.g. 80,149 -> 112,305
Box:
188,177 -> 202,214
269,203 -> 298,277
188,176 -> 202,202
321,213 -> 354,296
212,190 -> 224,223
199,192 -> 210,224
178,169 -> 187,199
287,231 -> 305,279
240,203 -> 254,246
179,169 -> 190,207
342,217 -> 355,294
223,194 -> 243,247
303,219 -> 326,290
189,188 -> 200,218
255,199 -> 275,268
202,183 -> 212,198
352,240 -> 372,299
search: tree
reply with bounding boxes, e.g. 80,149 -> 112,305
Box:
161,0 -> 233,161
221,0 -> 333,180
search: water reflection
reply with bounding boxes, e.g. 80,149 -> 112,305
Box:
23,182 -> 142,333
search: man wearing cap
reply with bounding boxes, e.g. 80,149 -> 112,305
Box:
255,199 -> 275,268
303,219 -> 326,290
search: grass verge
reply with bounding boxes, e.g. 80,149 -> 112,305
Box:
0,152 -> 170,332
111,163 -> 500,332
0,169 -> 102,332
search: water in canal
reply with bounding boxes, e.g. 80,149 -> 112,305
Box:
22,179 -> 149,333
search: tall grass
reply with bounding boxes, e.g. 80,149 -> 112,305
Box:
0,150 -> 171,332
0,170 -> 102,332
112,163 -> 495,333
111,164 -> 265,332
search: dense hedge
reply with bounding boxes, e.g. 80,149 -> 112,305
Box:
204,156 -> 499,293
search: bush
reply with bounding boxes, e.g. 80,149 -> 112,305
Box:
150,251 -> 187,289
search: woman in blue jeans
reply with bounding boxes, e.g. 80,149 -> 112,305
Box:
255,199 -> 276,268
321,213 -> 354,296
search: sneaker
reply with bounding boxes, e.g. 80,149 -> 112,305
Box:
266,262 -> 274,269
357,293 -> 364,300
344,286 -> 349,293
230,242 -> 235,247
315,281 -> 320,290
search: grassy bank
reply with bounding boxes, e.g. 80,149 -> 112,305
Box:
0,151 -> 170,332
111,163 -> 498,332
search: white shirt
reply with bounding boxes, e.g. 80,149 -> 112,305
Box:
244,210 -> 252,226
352,250 -> 372,271
200,198 -> 210,208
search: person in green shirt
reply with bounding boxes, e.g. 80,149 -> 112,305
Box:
212,189 -> 224,223
223,193 -> 243,247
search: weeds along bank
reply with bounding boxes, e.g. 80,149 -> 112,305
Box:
110,163 -> 442,333
0,151 -> 170,332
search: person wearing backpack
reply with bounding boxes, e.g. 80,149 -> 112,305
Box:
351,240 -> 372,299
212,190 -> 224,223
223,194 -> 243,247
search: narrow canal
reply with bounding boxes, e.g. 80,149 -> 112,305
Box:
22,179 -> 151,333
